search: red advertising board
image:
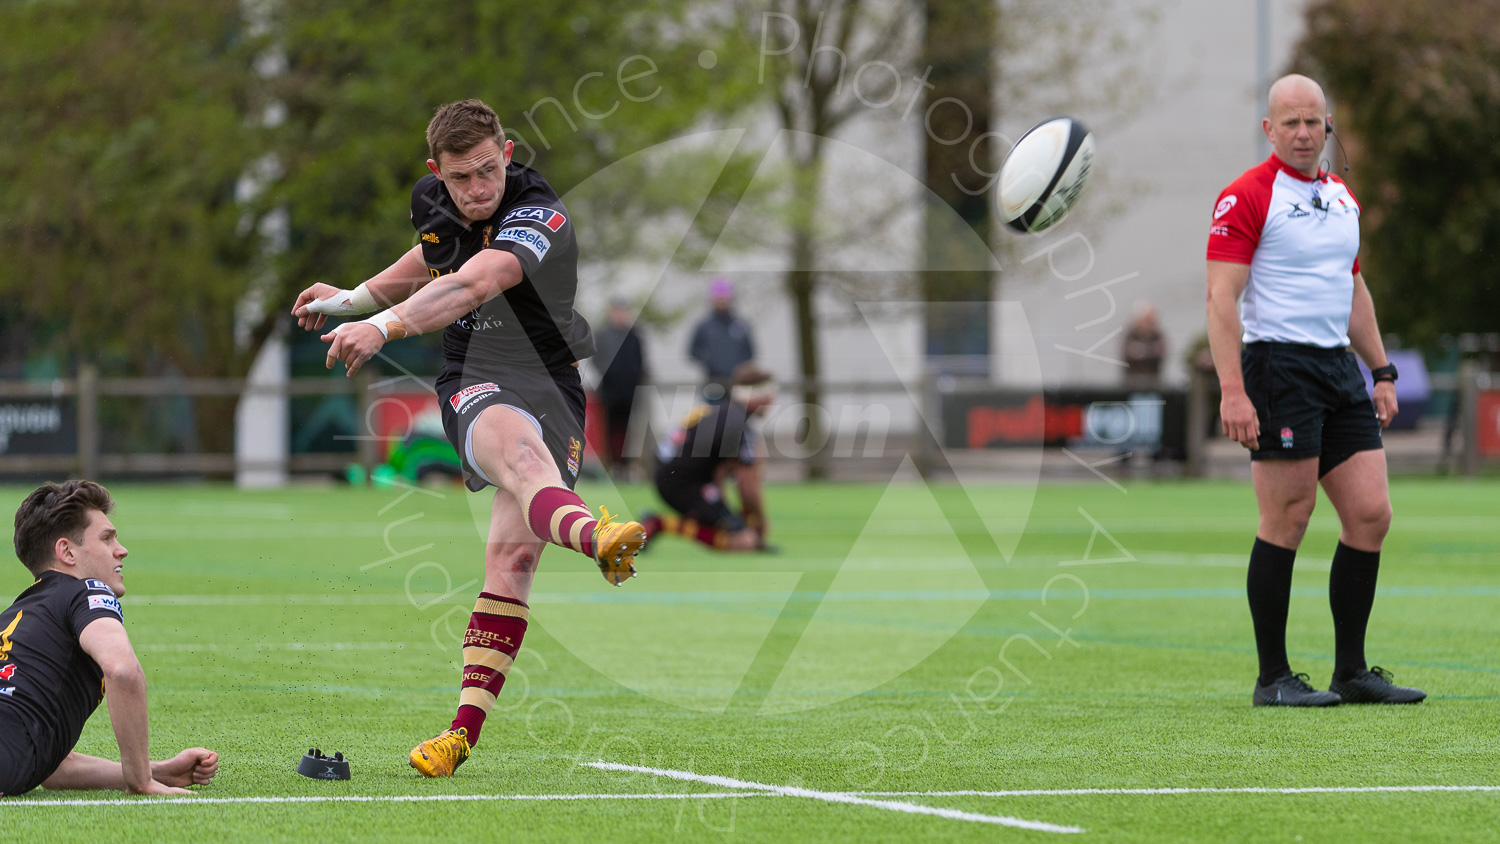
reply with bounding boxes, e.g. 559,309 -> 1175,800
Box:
1478,391 -> 1500,457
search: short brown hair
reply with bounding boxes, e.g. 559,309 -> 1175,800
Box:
426,99 -> 506,165
13,480 -> 115,575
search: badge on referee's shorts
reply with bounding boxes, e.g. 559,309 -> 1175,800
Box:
1280,427 -> 1294,448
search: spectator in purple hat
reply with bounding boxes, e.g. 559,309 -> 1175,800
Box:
688,277 -> 756,399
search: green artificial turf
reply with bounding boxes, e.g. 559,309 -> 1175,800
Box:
1,477 -> 1496,842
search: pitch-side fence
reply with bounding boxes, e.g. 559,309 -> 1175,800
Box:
0,364 -> 1491,481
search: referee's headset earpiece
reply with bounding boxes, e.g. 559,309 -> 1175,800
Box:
1326,119 -> 1351,173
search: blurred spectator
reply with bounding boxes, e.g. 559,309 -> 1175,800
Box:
688,277 -> 755,399
593,296 -> 647,480
1122,302 -> 1166,388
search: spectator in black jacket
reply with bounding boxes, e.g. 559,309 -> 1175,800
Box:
688,277 -> 755,399
594,297 -> 647,480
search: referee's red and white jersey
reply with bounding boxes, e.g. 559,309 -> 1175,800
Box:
1206,154 -> 1362,348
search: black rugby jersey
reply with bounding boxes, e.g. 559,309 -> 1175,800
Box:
0,571 -> 123,786
410,163 -> 594,373
656,401 -> 758,487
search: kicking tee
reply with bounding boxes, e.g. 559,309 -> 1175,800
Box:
0,571 -> 124,791
411,162 -> 595,374
1206,154 -> 1362,349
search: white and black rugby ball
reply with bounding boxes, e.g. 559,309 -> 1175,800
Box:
997,117 -> 1094,233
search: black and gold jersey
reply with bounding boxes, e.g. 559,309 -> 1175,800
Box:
0,571 -> 123,791
655,400 -> 758,487
410,162 -> 594,374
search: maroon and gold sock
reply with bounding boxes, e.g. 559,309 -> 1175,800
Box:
525,486 -> 598,557
641,513 -> 664,539
659,514 -> 725,549
450,593 -> 528,747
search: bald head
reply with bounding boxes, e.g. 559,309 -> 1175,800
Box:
1267,74 -> 1327,117
1263,74 -> 1330,177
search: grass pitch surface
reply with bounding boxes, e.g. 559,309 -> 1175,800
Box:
1,477 -> 1497,841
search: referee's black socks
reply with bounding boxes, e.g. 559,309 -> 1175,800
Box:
1329,541 -> 1381,682
1247,537 -> 1298,685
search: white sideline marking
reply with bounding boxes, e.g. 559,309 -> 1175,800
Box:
861,785 -> 1500,797
583,762 -> 1083,834
138,642 -> 430,653
4,783 -> 1493,810
0,793 -> 761,808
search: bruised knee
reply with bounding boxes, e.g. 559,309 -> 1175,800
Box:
487,542 -> 543,573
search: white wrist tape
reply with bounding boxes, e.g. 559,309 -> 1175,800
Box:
361,309 -> 411,341
306,283 -> 378,316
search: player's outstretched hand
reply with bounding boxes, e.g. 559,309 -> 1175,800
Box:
322,322 -> 385,377
292,283 -> 343,332
1373,381 -> 1398,428
1220,389 -> 1260,449
153,748 -> 220,788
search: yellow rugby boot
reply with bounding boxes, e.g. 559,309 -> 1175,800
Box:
593,507 -> 645,586
409,728 -> 470,778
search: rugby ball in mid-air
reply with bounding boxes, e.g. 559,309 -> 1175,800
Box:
997,117 -> 1094,233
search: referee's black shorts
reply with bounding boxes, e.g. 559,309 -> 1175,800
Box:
1241,341 -> 1383,477
436,362 -> 587,493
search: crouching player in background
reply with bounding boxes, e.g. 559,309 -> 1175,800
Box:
1,481 -> 219,797
642,365 -> 777,552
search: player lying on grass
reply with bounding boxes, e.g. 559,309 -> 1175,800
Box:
291,99 -> 644,777
1,481 -> 219,797
641,365 -> 776,553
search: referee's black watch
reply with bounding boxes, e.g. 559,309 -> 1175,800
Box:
1371,363 -> 1399,383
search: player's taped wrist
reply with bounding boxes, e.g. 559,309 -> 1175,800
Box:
362,309 -> 411,341
306,283 -> 378,316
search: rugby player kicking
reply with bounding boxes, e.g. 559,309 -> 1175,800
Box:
293,99 -> 646,777
641,365 -> 776,553
1207,75 -> 1424,706
1,481 -> 219,796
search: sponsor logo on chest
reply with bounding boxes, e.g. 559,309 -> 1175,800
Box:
495,227 -> 551,261
502,206 -> 567,231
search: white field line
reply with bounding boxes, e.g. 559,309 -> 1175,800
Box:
0,792 -> 761,808
583,762 -> 1083,834
860,785 -> 1500,797
5,783 -> 1495,810
137,642 -> 431,653
125,583 -> 1500,609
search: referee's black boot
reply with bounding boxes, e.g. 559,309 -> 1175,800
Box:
1253,672 -> 1342,707
1330,666 -> 1426,704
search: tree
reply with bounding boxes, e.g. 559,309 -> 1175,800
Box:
1296,0 -> 1500,345
0,2 -> 263,372
0,0 -> 757,453
741,0 -> 1158,478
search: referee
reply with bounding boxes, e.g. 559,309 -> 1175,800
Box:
1206,74 -> 1425,707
